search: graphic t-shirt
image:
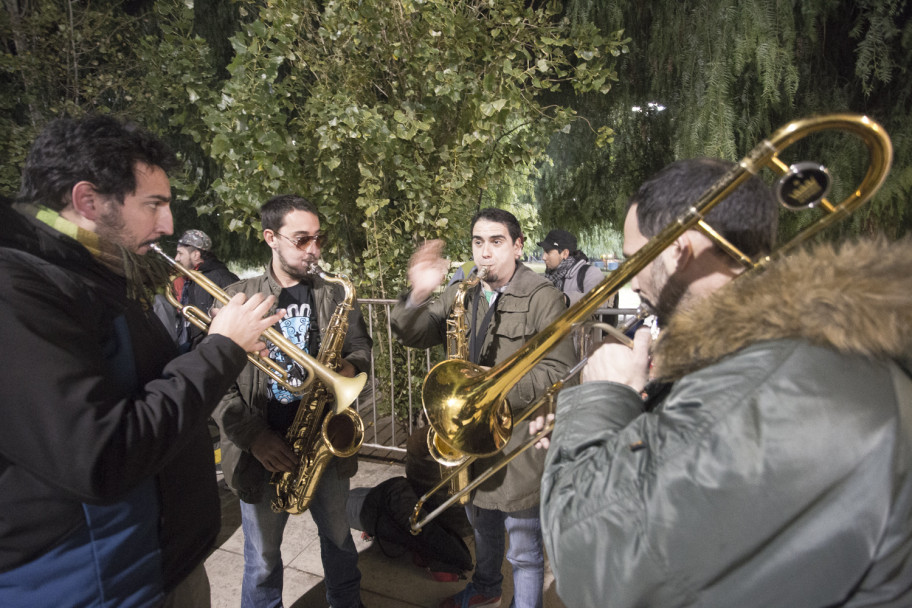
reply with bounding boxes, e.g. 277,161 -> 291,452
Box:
267,282 -> 320,433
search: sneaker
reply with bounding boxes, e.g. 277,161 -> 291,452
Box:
427,569 -> 460,583
437,583 -> 501,608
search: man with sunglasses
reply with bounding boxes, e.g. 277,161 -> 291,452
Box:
213,194 -> 372,608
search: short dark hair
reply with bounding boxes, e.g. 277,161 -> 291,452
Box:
19,114 -> 176,212
470,207 -> 523,243
260,194 -> 320,232
628,158 -> 778,260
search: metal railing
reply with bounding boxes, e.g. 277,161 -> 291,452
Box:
354,298 -> 635,459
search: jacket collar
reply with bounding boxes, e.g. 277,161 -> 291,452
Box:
652,237 -> 912,381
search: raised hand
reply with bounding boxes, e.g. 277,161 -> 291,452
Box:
408,239 -> 450,304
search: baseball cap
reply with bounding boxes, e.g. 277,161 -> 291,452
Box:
177,229 -> 212,251
537,229 -> 576,252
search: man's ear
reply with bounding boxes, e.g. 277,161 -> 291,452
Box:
70,181 -> 103,221
662,233 -> 695,274
263,229 -> 277,249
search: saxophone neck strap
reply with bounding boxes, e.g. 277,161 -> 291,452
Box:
469,286 -> 499,364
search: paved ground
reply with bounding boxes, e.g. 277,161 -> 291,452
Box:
205,458 -> 566,608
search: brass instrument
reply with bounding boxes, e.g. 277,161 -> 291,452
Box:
426,267 -> 489,506
414,114 -> 893,528
271,269 -> 365,514
410,310 -> 648,533
150,244 -> 367,411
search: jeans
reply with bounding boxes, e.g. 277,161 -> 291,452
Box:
467,504 -> 544,608
240,459 -> 362,608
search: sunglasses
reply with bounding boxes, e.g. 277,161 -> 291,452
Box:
276,232 -> 328,250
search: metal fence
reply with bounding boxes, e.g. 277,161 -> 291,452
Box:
353,298 -> 635,461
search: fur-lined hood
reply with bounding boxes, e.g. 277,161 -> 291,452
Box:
652,237 -> 912,381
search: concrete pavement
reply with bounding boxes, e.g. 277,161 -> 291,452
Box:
205,458 -> 566,608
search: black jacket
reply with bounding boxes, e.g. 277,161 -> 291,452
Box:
180,256 -> 239,346
0,203 -> 247,603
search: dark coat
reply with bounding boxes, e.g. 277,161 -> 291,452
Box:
542,238 -> 912,607
0,203 -> 247,604
179,256 -> 239,346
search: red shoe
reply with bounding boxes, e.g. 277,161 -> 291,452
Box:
428,569 -> 459,583
437,583 -> 501,608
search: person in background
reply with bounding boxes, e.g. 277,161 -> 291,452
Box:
538,157 -> 912,607
174,228 -> 240,352
214,194 -> 372,608
539,228 -> 615,357
538,229 -> 602,307
392,208 -> 574,608
345,426 -> 473,582
0,114 -> 283,607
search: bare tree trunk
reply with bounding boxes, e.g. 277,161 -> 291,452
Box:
2,0 -> 38,125
66,0 -> 79,105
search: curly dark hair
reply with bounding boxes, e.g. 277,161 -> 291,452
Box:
18,114 -> 177,211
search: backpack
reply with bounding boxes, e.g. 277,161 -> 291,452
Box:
359,477 -> 473,575
576,263 -> 617,327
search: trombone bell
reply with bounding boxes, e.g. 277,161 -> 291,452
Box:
422,358 -> 513,457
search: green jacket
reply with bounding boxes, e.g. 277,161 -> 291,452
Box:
542,238 -> 912,607
214,264 -> 372,504
392,262 -> 573,511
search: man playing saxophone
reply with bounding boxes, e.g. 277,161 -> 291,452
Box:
539,158 -> 912,606
213,194 -> 372,608
392,208 -> 575,608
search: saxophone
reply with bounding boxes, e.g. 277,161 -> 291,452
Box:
271,268 -> 366,514
426,267 -> 488,505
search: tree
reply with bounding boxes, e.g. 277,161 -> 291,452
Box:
538,0 -> 912,245
197,0 -> 626,295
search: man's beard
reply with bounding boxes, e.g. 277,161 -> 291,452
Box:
94,202 -> 132,250
277,248 -> 318,282
651,264 -> 688,329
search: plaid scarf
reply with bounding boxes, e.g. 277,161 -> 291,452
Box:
543,255 -> 577,289
24,203 -> 172,306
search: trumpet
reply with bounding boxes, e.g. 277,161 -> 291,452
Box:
416,113 -> 892,523
150,244 -> 367,410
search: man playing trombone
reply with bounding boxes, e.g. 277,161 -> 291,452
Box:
0,114 -> 284,607
392,208 -> 575,608
538,158 -> 912,606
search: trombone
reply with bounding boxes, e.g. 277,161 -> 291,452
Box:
411,314 -> 646,533
150,244 -> 367,410
413,113 -> 892,530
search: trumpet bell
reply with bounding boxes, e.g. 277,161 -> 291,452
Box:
422,358 -> 513,457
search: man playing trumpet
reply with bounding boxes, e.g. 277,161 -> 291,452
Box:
0,114 -> 284,607
538,158 -> 912,606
